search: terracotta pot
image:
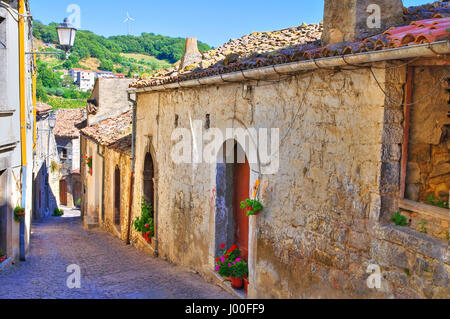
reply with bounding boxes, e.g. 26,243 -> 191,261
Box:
231,277 -> 243,290
244,278 -> 249,295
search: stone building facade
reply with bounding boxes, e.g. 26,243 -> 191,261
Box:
79,78 -> 134,239
33,102 -> 59,220
0,0 -> 35,263
53,109 -> 85,208
126,1 -> 449,299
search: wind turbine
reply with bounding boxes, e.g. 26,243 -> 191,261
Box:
123,12 -> 135,35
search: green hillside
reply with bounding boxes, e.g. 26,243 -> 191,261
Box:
33,21 -> 212,109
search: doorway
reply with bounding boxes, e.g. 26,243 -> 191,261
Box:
143,152 -> 155,215
114,166 -> 121,229
215,142 -> 250,260
59,179 -> 67,206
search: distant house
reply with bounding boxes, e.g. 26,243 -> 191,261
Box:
69,68 -> 96,92
79,77 -> 134,233
53,109 -> 86,208
96,71 -> 115,79
114,73 -> 126,78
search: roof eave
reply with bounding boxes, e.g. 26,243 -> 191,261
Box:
129,40 -> 450,94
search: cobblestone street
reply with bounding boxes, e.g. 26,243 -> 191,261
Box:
0,209 -> 233,299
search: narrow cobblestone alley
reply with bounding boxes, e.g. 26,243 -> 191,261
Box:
0,209 -> 233,299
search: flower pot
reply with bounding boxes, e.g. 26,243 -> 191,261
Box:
231,277 -> 243,290
244,278 -> 249,295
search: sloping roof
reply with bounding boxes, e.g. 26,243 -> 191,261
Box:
54,109 -> 85,138
36,101 -> 52,115
80,110 -> 132,154
130,1 -> 449,89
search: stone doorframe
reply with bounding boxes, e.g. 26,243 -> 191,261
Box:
143,137 -> 159,255
208,118 -> 260,295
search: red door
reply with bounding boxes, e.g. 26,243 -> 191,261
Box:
233,156 -> 250,260
60,180 -> 67,206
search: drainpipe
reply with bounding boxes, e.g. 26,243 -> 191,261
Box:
126,92 -> 136,245
18,0 -> 27,262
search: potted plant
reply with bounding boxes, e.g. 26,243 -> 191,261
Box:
0,250 -> 6,264
53,208 -> 64,217
133,198 -> 154,244
14,206 -> 25,223
240,199 -> 263,216
215,244 -> 248,290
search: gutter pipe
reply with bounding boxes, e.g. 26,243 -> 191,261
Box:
18,0 -> 26,261
128,41 -> 450,93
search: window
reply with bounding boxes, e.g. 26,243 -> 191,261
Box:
60,148 -> 68,159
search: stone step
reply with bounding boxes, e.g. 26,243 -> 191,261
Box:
84,216 -> 99,230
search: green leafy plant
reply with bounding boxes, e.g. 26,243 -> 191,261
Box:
418,220 -> 428,234
14,206 -> 25,223
215,244 -> 248,278
133,198 -> 154,242
77,198 -> 81,205
50,161 -> 59,173
52,208 -> 64,217
426,194 -> 449,209
240,199 -> 263,217
391,212 -> 408,226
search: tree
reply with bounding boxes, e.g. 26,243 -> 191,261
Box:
99,59 -> 114,72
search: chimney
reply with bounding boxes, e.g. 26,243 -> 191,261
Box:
322,0 -> 405,45
180,37 -> 202,70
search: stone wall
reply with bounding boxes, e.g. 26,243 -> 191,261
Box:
101,147 -> 132,242
132,62 -> 449,298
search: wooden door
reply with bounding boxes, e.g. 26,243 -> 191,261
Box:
59,180 -> 67,206
232,156 -> 250,260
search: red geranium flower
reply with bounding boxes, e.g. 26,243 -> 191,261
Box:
231,245 -> 237,250
220,243 -> 226,249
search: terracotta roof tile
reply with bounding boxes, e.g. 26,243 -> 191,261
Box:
54,109 -> 85,138
36,101 -> 52,115
80,110 -> 132,154
130,1 -> 449,90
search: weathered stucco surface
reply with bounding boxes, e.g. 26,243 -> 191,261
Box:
131,62 -> 449,299
101,147 -> 132,242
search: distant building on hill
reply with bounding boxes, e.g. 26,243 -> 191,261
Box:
96,71 -> 115,79
69,68 -> 96,92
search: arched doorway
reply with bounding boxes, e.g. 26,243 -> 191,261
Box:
73,181 -> 81,208
114,166 -> 121,228
215,142 -> 250,260
143,152 -> 155,216
59,180 -> 67,206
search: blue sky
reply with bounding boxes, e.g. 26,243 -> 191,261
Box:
30,0 -> 431,47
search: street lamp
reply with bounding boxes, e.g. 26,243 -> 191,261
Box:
27,18 -> 77,56
48,112 -> 56,130
56,18 -> 77,53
